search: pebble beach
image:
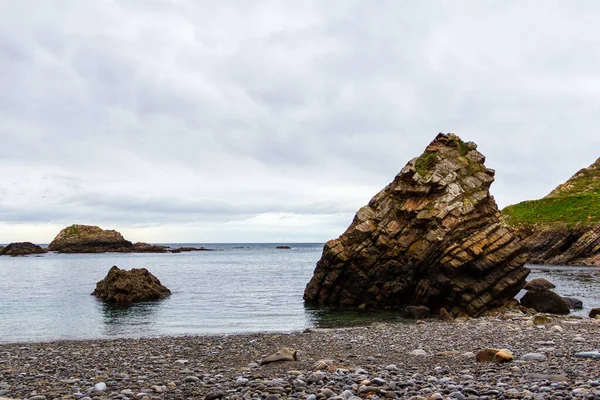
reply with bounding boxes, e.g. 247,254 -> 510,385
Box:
3,314 -> 600,400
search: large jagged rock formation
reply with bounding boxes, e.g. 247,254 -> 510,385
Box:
0,242 -> 47,256
304,133 -> 529,317
48,225 -> 134,253
91,266 -> 171,304
503,157 -> 600,265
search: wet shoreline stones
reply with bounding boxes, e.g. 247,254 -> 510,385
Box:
2,315 -> 600,399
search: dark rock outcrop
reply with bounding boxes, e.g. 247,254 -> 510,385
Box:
49,225 -> 133,253
562,297 -> 583,310
131,242 -> 169,253
276,245 -> 292,249
0,242 -> 47,256
169,246 -> 214,253
520,289 -> 570,314
304,133 -> 529,317
403,305 -> 431,319
589,308 -> 600,318
91,266 -> 171,304
524,278 -> 556,291
503,157 -> 600,265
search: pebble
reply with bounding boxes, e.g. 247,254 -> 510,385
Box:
574,351 -> 600,359
2,317 -> 600,400
92,382 -> 107,393
521,352 -> 548,361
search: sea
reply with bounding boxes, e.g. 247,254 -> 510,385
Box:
1,243 -> 599,344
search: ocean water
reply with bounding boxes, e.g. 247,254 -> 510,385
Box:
1,243 -> 599,344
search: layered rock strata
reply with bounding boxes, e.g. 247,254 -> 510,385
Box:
304,133 -> 529,317
503,157 -> 600,265
91,266 -> 171,304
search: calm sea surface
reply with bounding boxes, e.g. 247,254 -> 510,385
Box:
1,243 -> 599,344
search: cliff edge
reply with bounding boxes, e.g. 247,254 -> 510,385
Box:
503,157 -> 600,265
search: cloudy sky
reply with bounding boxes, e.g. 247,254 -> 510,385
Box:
1,0 -> 600,243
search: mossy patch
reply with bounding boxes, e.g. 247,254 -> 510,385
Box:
448,136 -> 473,156
64,225 -> 83,237
415,152 -> 439,177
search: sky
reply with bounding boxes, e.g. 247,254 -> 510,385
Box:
1,0 -> 600,243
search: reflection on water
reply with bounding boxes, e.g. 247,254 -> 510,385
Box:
304,305 -> 409,328
4,247 -> 600,343
99,300 -> 161,337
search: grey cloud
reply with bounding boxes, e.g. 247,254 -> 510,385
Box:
1,0 -> 600,242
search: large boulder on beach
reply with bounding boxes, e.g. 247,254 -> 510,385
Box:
304,133 -> 530,317
49,224 -> 133,253
91,266 -> 171,304
0,242 -> 47,256
520,289 -> 570,314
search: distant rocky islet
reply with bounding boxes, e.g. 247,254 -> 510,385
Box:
0,224 -> 214,256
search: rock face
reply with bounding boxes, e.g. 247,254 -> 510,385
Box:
503,157 -> 600,265
0,242 -> 47,256
304,133 -> 530,317
91,266 -> 171,304
49,225 -> 133,253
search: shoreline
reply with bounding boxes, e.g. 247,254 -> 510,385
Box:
2,314 -> 600,399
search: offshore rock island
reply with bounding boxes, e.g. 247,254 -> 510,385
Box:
304,133 -> 529,317
503,157 -> 600,265
48,224 -> 135,253
46,224 -> 211,254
